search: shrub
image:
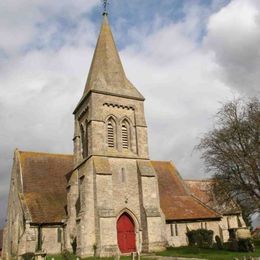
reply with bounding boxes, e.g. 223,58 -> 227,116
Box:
238,238 -> 255,252
186,229 -> 214,248
227,239 -> 239,251
62,250 -> 77,260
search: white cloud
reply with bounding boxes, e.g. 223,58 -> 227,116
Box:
204,0 -> 260,96
0,0 -> 98,54
122,23 -> 232,179
1,0 -> 259,228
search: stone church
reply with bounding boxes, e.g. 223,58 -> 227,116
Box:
2,13 -> 246,259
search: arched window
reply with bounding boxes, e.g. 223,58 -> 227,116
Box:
80,124 -> 85,157
84,120 -> 88,157
121,120 -> 130,149
107,117 -> 116,148
80,121 -> 88,158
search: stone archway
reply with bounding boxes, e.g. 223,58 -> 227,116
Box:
117,212 -> 136,253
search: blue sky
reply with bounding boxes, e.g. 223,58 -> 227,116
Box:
0,0 -> 259,229
12,1 -> 231,54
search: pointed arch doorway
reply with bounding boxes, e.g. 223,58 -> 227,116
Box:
117,213 -> 136,253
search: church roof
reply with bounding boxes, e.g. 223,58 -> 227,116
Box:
19,151 -> 73,224
185,179 -> 241,215
77,15 -> 144,111
152,161 -> 221,221
18,151 -> 222,224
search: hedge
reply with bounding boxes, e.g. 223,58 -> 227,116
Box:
186,229 -> 214,248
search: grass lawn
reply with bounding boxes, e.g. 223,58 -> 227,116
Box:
157,245 -> 260,260
46,241 -> 260,260
46,255 -> 132,260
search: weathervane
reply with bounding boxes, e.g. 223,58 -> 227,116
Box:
102,0 -> 109,16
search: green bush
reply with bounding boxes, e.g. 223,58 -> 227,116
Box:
227,239 -> 238,251
238,238 -> 255,252
186,229 -> 214,248
62,250 -> 77,260
226,238 -> 255,252
253,239 -> 260,247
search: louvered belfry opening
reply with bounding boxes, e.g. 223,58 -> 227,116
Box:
122,122 -> 129,149
107,119 -> 115,148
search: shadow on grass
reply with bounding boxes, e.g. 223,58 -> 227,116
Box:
156,245 -> 260,260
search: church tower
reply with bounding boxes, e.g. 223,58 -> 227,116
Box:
66,13 -> 166,257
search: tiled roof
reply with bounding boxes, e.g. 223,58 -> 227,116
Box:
152,161 -> 221,221
19,151 -> 73,224
0,229 -> 3,250
19,151 -> 222,224
185,179 -> 241,215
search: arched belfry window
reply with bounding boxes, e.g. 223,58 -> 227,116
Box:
80,124 -> 85,157
80,121 -> 88,158
84,119 -> 88,157
121,120 -> 130,149
107,117 -> 116,148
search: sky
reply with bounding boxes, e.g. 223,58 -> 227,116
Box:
0,0 -> 260,229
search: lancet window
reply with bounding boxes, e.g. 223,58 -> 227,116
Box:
107,117 -> 116,148
80,124 -> 85,158
80,120 -> 88,158
121,120 -> 130,149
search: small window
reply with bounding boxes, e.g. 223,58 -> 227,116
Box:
79,176 -> 85,210
170,224 -> 174,236
121,120 -> 130,149
121,168 -> 126,183
57,228 -> 62,243
80,124 -> 85,157
122,124 -> 128,149
107,118 -> 115,148
170,223 -> 178,237
201,222 -> 207,229
84,120 -> 88,157
80,121 -> 88,158
175,224 -> 178,236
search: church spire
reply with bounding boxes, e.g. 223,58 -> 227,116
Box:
83,13 -> 144,101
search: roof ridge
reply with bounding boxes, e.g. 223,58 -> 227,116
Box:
185,178 -> 215,182
151,160 -> 172,163
19,150 -> 73,157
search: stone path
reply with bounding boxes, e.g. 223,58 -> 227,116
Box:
142,257 -> 260,260
142,256 -> 206,260
142,256 -> 207,260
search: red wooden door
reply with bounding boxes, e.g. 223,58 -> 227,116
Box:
117,213 -> 136,253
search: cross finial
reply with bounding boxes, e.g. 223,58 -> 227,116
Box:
103,0 -> 109,16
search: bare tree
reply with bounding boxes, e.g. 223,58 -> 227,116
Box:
197,98 -> 260,215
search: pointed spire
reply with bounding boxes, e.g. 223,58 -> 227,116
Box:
83,15 -> 144,101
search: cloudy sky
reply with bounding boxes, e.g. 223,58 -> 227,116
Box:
0,0 -> 260,228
